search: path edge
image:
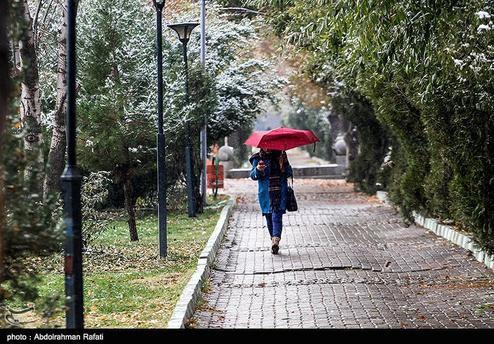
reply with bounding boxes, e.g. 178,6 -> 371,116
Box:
376,191 -> 494,271
167,197 -> 236,329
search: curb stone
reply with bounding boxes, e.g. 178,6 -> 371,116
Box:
167,198 -> 236,329
377,191 -> 494,272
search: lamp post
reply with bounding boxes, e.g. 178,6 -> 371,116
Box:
199,0 -> 207,207
62,0 -> 83,329
168,22 -> 199,218
153,0 -> 167,258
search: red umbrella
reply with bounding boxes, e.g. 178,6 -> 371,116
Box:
244,127 -> 320,151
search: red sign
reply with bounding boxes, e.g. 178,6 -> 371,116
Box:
207,164 -> 224,189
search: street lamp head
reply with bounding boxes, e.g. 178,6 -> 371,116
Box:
153,0 -> 165,10
167,22 -> 199,44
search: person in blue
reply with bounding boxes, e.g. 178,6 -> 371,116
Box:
249,148 -> 293,254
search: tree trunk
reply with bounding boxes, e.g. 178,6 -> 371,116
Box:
44,2 -> 78,197
18,0 -> 42,152
123,178 -> 138,242
17,0 -> 43,195
193,169 -> 204,214
0,0 -> 10,285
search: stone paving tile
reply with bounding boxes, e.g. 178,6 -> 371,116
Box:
188,179 -> 494,329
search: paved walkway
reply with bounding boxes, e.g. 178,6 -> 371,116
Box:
189,179 -> 494,328
284,147 -> 328,166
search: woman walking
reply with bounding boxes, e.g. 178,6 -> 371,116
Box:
249,149 -> 293,254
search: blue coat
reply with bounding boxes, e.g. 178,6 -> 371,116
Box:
249,155 -> 293,214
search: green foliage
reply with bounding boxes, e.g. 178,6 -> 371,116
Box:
77,0 -> 156,178
75,0 -> 282,215
193,9 -> 284,142
1,123 -> 63,327
255,0 -> 494,252
1,1 -> 62,326
331,90 -> 389,195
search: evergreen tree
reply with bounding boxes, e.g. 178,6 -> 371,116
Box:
77,0 -> 156,241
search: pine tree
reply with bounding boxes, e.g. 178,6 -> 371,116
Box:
77,0 -> 157,241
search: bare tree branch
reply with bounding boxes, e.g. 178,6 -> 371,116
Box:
40,0 -> 56,29
33,0 -> 43,47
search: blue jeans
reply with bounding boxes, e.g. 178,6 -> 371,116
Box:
264,212 -> 283,238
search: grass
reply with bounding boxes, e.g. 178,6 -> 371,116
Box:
8,195 -> 229,328
475,303 -> 494,317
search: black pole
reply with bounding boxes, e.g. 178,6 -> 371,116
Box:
200,0 -> 207,207
154,1 -> 167,257
62,0 -> 83,329
183,42 -> 196,217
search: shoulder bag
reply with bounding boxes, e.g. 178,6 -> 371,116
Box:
286,176 -> 298,212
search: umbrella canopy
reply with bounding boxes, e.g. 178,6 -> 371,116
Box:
244,127 -> 320,151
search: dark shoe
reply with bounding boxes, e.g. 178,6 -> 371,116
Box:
271,237 -> 280,255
